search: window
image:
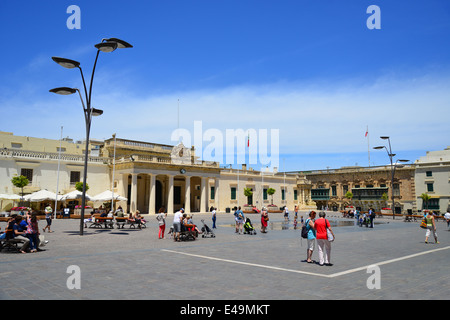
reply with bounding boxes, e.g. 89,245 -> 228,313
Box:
343,185 -> 348,194
56,147 -> 67,152
231,187 -> 236,200
263,188 -> 268,200
426,171 -> 432,177
20,168 -> 33,182
294,189 -> 298,200
70,171 -> 80,184
210,186 -> 215,200
281,189 -> 285,201
393,183 -> 400,196
11,143 -> 22,149
427,183 -> 434,192
331,186 -> 337,196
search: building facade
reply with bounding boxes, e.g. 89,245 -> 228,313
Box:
414,147 -> 450,213
1,131 -> 448,214
296,165 -> 416,213
0,131 -> 315,214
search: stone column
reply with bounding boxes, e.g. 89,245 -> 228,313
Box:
200,177 -> 207,213
148,173 -> 156,214
130,173 -> 138,213
214,178 -> 219,210
167,175 -> 174,215
185,176 -> 191,214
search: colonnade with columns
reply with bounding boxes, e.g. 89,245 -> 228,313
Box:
115,171 -> 220,214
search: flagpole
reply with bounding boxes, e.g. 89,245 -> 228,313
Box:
367,125 -> 370,167
54,126 -> 63,219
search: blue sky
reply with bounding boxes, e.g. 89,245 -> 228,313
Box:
0,0 -> 449,171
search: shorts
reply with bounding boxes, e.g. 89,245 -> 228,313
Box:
173,222 -> 181,233
425,226 -> 437,238
307,239 -> 315,251
46,218 -> 52,226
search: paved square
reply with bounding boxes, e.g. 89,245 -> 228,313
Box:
1,212 -> 449,300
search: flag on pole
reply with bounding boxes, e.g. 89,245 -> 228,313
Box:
247,132 -> 250,147
365,128 -> 368,137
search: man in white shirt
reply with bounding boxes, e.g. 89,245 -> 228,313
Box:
173,208 -> 184,241
444,210 -> 450,229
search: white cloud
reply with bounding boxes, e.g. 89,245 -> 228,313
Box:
2,71 -> 449,162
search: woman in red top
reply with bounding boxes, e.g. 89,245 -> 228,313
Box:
314,212 -> 335,266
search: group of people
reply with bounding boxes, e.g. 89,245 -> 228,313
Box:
0,211 -> 48,253
83,206 -> 147,229
164,208 -> 204,241
303,210 -> 335,266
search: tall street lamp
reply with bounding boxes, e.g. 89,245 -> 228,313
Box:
50,38 -> 132,235
373,136 -> 409,220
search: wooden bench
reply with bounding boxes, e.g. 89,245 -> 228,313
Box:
127,219 -> 146,229
0,238 -> 22,253
115,217 -> 128,229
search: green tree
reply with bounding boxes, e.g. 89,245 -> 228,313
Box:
244,187 -> 253,205
381,192 -> 389,207
345,191 -> 353,207
11,175 -> 29,205
420,193 -> 431,210
75,181 -> 89,192
267,187 -> 276,205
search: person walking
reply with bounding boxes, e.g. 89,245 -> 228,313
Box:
42,203 -> 53,233
260,207 -> 269,233
444,210 -> 450,230
305,211 -> 316,263
368,207 -> 375,228
425,211 -> 439,244
211,207 -> 217,229
156,207 -> 167,239
314,212 -> 335,266
235,206 -> 244,234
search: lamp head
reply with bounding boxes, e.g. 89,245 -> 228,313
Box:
95,41 -> 118,53
52,57 -> 80,69
49,87 -> 77,95
91,108 -> 103,116
380,136 -> 390,140
373,146 -> 384,150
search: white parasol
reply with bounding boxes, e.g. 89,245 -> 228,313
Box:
24,189 -> 62,202
61,190 -> 92,201
91,190 -> 127,202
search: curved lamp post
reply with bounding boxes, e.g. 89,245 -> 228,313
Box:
50,38 -> 132,235
373,136 -> 409,219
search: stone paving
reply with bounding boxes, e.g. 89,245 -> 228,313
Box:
1,212 -> 449,301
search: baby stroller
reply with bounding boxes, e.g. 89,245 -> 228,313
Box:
243,217 -> 257,235
200,219 -> 216,238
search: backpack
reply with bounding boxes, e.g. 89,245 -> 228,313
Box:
301,219 -> 309,239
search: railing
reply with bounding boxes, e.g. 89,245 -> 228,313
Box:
0,148 -> 108,164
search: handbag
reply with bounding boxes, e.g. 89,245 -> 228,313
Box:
420,218 -> 427,229
325,219 -> 334,242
